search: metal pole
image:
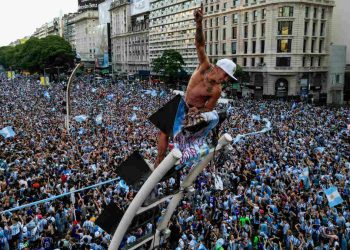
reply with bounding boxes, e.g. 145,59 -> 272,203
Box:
66,63 -> 83,134
108,149 -> 182,250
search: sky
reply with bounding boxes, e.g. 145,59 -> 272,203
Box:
0,0 -> 78,46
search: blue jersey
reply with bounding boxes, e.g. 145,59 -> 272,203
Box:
42,237 -> 53,250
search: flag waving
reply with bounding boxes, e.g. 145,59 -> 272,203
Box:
324,186 -> 343,208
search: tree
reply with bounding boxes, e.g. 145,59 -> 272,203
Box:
152,49 -> 186,83
0,35 -> 74,74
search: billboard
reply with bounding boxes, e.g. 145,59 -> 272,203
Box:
78,0 -> 104,12
131,0 -> 150,16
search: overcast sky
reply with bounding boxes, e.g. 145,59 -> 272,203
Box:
0,0 -> 78,46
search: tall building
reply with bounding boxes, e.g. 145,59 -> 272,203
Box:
110,0 -> 150,76
62,13 -> 78,51
331,0 -> 350,104
149,0 -> 201,74
74,10 -> 100,62
203,0 -> 334,99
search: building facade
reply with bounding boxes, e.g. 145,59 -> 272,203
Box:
110,0 -> 150,76
33,18 -> 61,39
331,0 -> 350,104
149,0 -> 201,74
62,13 -> 78,51
74,10 -> 100,62
203,0 -> 334,99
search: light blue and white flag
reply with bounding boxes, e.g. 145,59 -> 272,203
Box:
106,94 -> 114,101
117,179 -> 129,192
324,186 -> 343,208
91,88 -> 97,93
151,90 -> 157,97
314,147 -> 325,153
302,167 -> 309,177
132,106 -> 140,111
43,91 -> 50,100
0,126 -> 16,138
160,90 -> 166,97
252,114 -> 261,121
129,113 -> 137,122
95,113 -> 103,125
74,115 -> 88,123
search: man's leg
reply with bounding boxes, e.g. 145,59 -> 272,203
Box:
155,131 -> 169,167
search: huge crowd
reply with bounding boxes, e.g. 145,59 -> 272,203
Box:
0,72 -> 349,250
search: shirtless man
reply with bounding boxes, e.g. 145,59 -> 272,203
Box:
155,4 -> 237,166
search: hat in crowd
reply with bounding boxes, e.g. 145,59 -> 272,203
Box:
37,214 -> 43,220
216,59 -> 237,81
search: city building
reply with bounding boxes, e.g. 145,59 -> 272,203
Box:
330,0 -> 350,104
110,0 -> 150,77
149,0 -> 201,74
62,13 -> 78,51
74,10 -> 100,63
203,0 -> 334,99
32,18 -> 61,39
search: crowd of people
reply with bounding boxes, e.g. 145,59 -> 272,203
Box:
0,72 -> 349,250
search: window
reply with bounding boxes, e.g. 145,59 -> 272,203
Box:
253,10 -> 258,21
278,21 -> 293,35
210,5 -> 213,12
312,22 -> 316,36
216,17 -> 219,26
311,39 -> 315,52
252,24 -> 256,37
216,29 -> 219,41
277,39 -> 292,53
318,57 -> 321,67
244,12 -> 248,22
232,57 -> 237,63
336,74 -> 340,84
209,44 -> 212,54
210,18 -> 213,27
232,42 -> 237,54
244,25 -> 248,38
215,44 -> 218,55
304,21 -> 308,36
321,8 -> 325,19
204,20 -> 207,28
320,22 -> 325,36
310,57 -> 314,67
244,41 -> 248,54
261,23 -> 265,36
245,0 -> 248,5
305,7 -> 309,18
303,39 -> 307,53
222,43 -> 226,55
216,4 -> 219,11
223,2 -> 227,9
232,26 -> 237,39
210,30 -> 213,41
252,41 -> 256,53
232,13 -> 238,23
261,40 -> 265,53
223,16 -> 227,25
251,58 -> 255,67
302,57 -> 306,67
243,58 -> 247,66
313,7 -> 317,19
232,0 -> 238,7
276,57 -> 291,67
262,9 -> 266,19
279,6 -> 294,17
319,40 -> 323,53
223,28 -> 226,40
260,57 -> 264,64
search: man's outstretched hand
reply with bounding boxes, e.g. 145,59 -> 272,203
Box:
194,3 -> 204,23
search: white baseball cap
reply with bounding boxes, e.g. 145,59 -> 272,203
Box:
216,59 -> 237,81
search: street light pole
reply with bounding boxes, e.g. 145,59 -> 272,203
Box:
65,63 -> 83,134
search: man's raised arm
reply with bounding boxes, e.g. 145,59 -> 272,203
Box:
194,4 -> 210,69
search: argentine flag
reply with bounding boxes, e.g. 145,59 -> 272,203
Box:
129,113 -> 137,122
325,186 -> 343,208
252,114 -> 261,121
0,126 -> 16,138
95,114 -> 103,125
43,91 -> 50,100
74,115 -> 88,123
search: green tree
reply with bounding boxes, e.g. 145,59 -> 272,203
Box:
152,49 -> 186,82
0,35 -> 74,73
